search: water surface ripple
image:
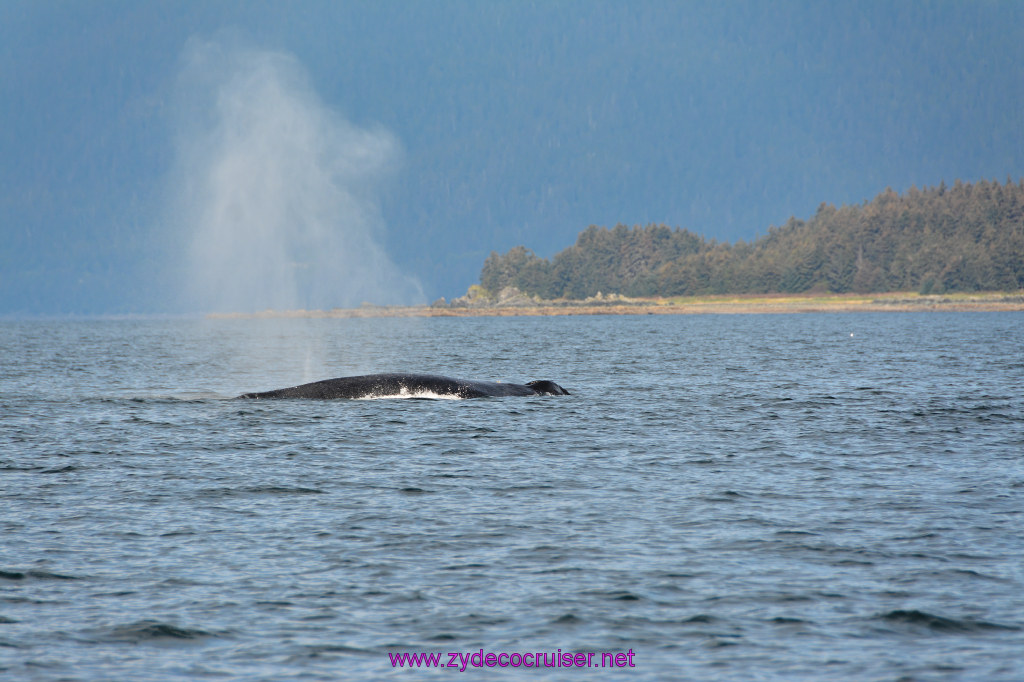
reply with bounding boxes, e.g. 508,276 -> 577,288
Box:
1,313 -> 1022,680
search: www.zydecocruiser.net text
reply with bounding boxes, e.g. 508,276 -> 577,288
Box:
389,649 -> 637,671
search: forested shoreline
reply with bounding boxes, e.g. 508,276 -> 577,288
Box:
479,179 -> 1024,299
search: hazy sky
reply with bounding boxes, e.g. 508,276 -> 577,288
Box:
2,1 -> 1022,314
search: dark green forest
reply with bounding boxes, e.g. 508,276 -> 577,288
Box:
479,179 -> 1024,299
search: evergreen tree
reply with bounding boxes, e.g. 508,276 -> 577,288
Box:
478,180 -> 1024,298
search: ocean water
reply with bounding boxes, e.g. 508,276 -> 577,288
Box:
1,312 -> 1022,680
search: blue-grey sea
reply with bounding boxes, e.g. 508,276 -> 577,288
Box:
2,312 -> 1022,680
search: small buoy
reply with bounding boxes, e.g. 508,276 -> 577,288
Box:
850,332 -> 854,337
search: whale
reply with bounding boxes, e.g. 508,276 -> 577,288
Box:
237,373 -> 570,400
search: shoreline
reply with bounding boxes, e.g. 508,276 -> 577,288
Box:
206,292 -> 1024,319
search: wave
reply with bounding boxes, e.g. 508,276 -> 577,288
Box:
0,569 -> 82,581
879,609 -> 1021,633
95,620 -> 215,643
194,485 -> 325,499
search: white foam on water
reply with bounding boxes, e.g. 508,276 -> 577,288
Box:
357,387 -> 463,401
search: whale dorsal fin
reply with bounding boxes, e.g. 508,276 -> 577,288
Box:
525,380 -> 570,395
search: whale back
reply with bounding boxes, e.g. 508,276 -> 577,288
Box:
238,373 -> 569,400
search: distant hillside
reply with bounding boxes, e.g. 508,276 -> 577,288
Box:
479,179 -> 1024,298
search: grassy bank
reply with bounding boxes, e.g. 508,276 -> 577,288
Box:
206,292 -> 1024,319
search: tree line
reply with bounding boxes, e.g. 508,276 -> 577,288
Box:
479,179 -> 1024,298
